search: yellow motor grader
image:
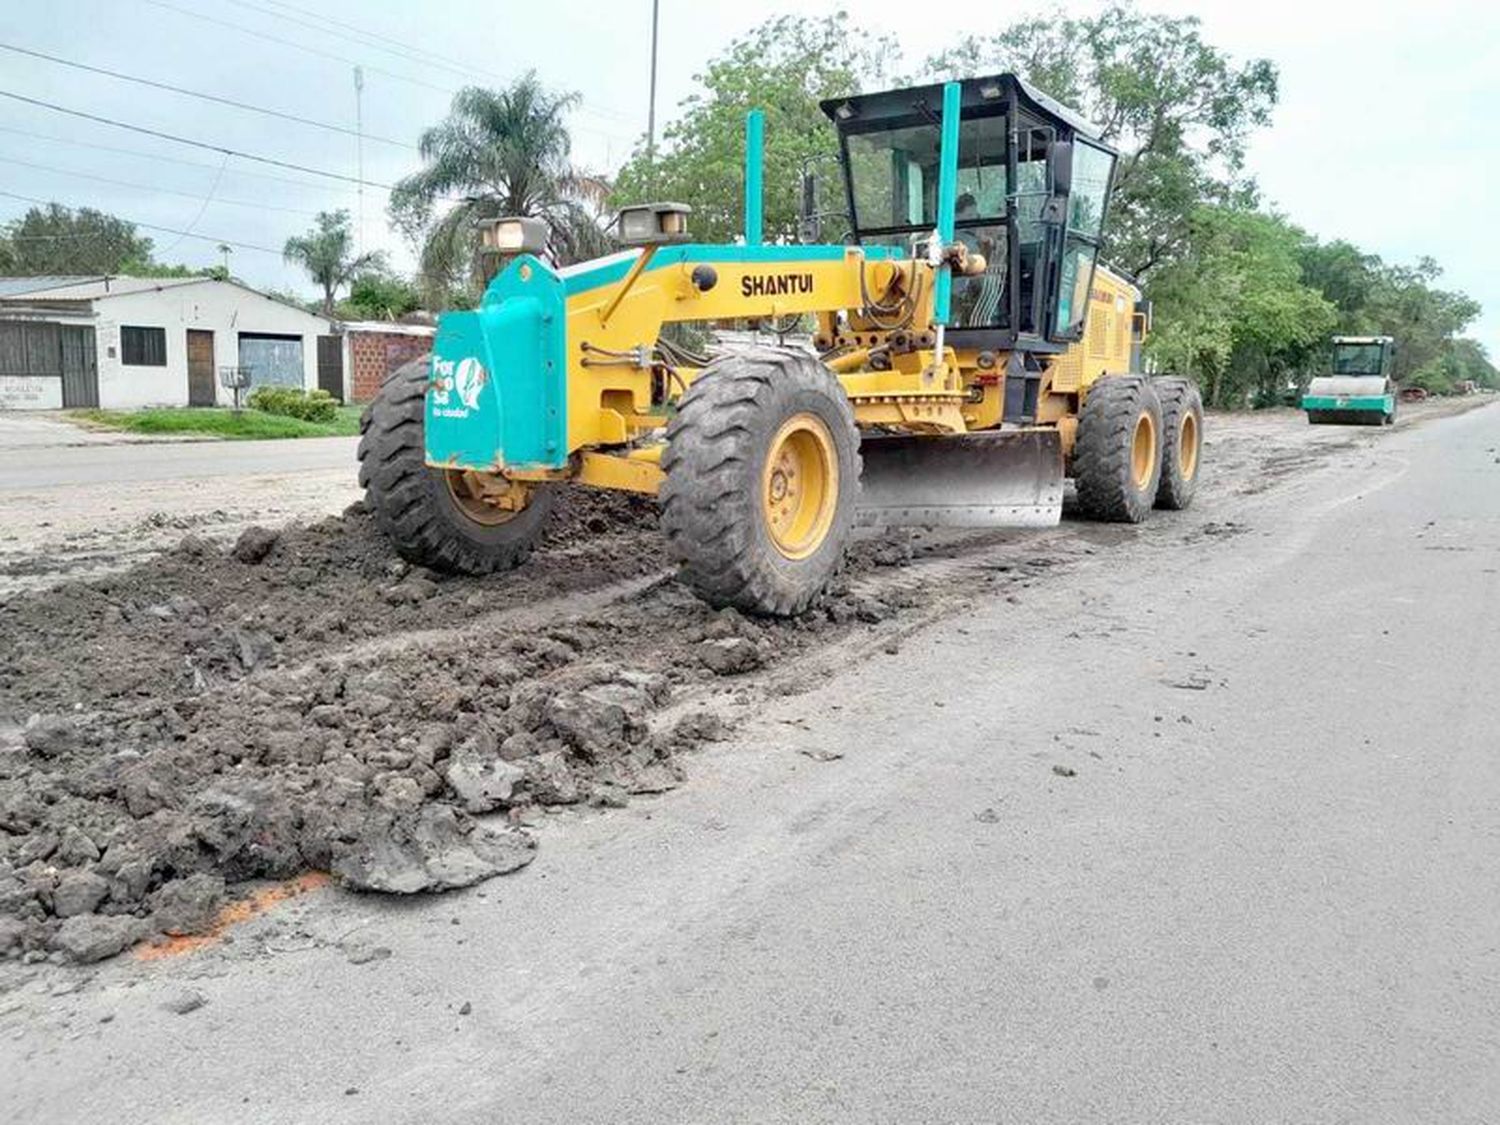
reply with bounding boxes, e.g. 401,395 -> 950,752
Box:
359,74 -> 1204,615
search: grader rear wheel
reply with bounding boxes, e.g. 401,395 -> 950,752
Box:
358,355 -> 554,574
660,347 -> 860,616
1073,374 -> 1165,523
1153,376 -> 1204,511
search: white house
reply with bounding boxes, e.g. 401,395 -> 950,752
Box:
0,276 -> 342,410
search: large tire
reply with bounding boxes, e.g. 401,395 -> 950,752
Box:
660,347 -> 859,616
357,355 -> 554,574
1153,376 -> 1204,510
1073,374 -> 1164,523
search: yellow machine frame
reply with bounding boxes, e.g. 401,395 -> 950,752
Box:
507,248 -> 1143,495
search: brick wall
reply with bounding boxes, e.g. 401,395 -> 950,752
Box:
349,329 -> 432,403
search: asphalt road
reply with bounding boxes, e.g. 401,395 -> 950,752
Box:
0,427 -> 359,489
5,404 -> 1499,1123
0,416 -> 361,592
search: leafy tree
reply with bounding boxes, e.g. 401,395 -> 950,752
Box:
923,4 -> 1278,278
1,204 -> 156,275
336,270 -> 422,321
1146,205 -> 1335,407
283,209 -> 384,317
391,74 -> 611,306
262,287 -> 320,313
1426,338 -> 1500,391
1298,240 -> 1482,384
613,12 -> 898,244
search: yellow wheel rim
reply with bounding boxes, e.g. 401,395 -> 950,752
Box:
1178,411 -> 1200,480
442,470 -> 531,527
761,413 -> 838,560
1131,409 -> 1158,492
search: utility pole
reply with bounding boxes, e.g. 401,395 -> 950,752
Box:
647,0 -> 659,187
354,65 -> 365,256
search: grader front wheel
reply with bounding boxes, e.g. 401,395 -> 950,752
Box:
1073,374 -> 1165,523
661,347 -> 860,616
358,356 -> 554,574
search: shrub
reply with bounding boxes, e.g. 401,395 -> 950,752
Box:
246,386 -> 338,423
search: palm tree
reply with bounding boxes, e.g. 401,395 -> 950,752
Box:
390,74 -> 612,306
283,210 -> 384,317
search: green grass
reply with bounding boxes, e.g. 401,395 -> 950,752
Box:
70,404 -> 363,440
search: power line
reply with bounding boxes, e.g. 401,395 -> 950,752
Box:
0,41 -> 415,150
0,89 -> 444,196
0,154 -> 325,217
0,123 -> 375,198
232,0 -> 643,131
136,0 -> 456,97
134,0 -> 637,142
0,188 -> 287,255
154,154 -> 230,257
227,0 -> 505,88
1,188 -> 471,290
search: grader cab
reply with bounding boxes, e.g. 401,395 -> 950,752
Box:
359,74 -> 1205,616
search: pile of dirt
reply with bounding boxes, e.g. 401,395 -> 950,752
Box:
0,490 -> 938,964
0,487 -> 661,717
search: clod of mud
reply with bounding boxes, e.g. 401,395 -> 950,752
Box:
344,943 -> 392,965
696,637 -> 763,675
54,915 -> 146,964
162,988 -> 207,1015
329,806 -> 536,894
232,526 -> 280,565
149,873 -> 225,936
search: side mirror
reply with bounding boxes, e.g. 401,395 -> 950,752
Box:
798,170 -> 821,243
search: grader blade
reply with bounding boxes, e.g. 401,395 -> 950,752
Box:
855,430 -> 1064,529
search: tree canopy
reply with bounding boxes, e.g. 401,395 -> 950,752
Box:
613,13 -> 897,244
283,209 -> 384,317
390,74 -> 611,306
0,204 -> 157,276
622,8 -> 1487,401
336,269 -> 423,322
922,4 -> 1278,279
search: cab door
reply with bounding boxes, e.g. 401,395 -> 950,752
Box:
1051,140 -> 1115,341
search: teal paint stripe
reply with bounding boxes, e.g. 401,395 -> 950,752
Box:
560,243 -> 905,297
744,110 -> 764,246
933,81 -> 962,325
1302,395 -> 1391,411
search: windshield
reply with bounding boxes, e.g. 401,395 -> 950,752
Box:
845,114 -> 1009,231
1332,343 -> 1385,375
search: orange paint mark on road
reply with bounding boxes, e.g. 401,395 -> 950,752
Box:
134,871 -> 332,961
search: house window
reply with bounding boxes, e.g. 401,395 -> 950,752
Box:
121,326 -> 167,366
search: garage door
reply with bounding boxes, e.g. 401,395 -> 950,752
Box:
0,321 -> 98,407
238,333 -> 304,388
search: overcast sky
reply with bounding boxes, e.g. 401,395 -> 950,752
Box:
2,0 -> 1496,351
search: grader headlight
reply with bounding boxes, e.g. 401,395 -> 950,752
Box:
617,202 -> 692,247
478,217 -> 548,255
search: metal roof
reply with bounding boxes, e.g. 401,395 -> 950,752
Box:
0,276 -> 206,302
822,73 -> 1107,146
0,275 -> 106,298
